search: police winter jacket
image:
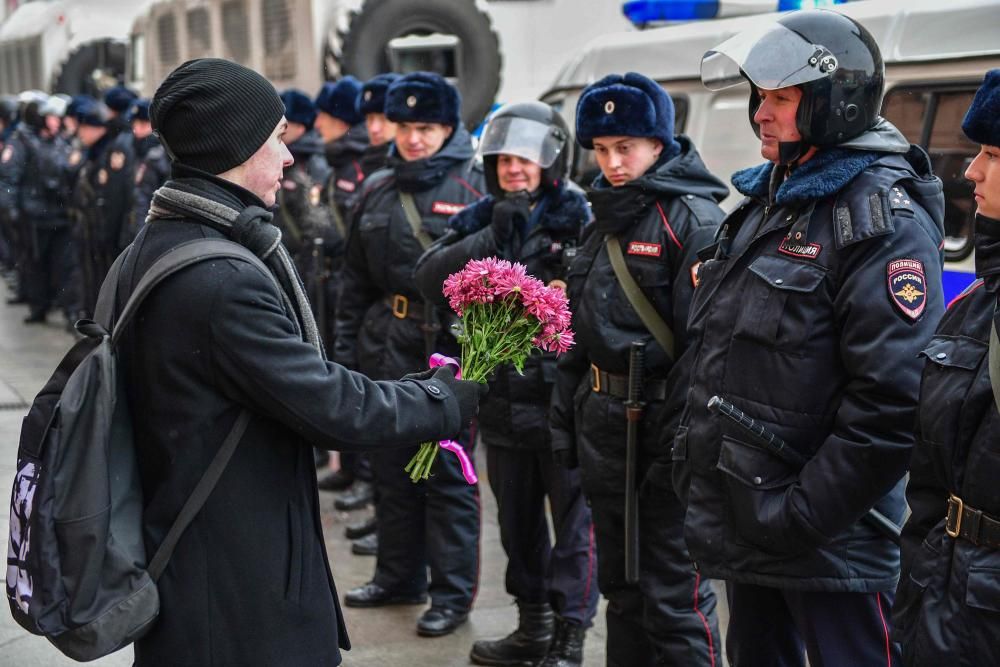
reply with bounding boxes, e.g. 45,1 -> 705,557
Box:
0,125 -> 71,228
893,222 -> 1000,666
415,183 -> 590,449
550,137 -> 727,493
672,135 -> 945,593
323,123 -> 371,228
132,134 -> 171,229
334,125 -> 484,379
71,118 -> 136,251
116,174 -> 468,667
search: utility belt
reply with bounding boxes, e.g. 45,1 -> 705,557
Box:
590,363 -> 666,401
384,294 -> 427,321
946,494 -> 1000,549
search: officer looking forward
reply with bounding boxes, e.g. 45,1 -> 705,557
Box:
336,72 -> 486,637
673,10 -> 945,666
550,72 -> 727,667
893,69 -> 1000,667
415,101 -> 598,667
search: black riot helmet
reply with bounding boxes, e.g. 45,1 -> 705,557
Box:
0,95 -> 17,128
701,10 -> 884,159
477,101 -> 572,197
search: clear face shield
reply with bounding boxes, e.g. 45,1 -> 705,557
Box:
477,116 -> 566,169
701,22 -> 839,91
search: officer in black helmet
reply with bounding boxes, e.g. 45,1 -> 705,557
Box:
674,10 -> 946,665
415,101 -> 598,667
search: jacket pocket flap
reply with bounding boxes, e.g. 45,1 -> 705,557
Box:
717,435 -> 797,490
358,212 -> 390,231
920,335 -> 987,371
672,426 -> 688,462
966,566 -> 1000,612
748,255 -> 826,293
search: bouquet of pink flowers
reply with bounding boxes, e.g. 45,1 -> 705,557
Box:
404,257 -> 575,482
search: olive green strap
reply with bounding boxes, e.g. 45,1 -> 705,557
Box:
399,192 -> 433,250
605,235 -> 675,361
327,179 -> 348,240
989,320 -> 1000,416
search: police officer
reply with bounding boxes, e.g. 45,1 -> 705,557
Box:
550,72 -> 725,667
104,85 -> 138,122
415,101 -> 597,667
0,94 -> 20,282
0,96 -> 73,324
336,72 -> 485,637
357,74 -> 401,173
131,99 -> 170,231
70,99 -> 136,318
893,70 -> 1000,667
674,11 -> 946,666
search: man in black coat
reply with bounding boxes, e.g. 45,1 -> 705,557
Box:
674,11 -> 945,666
550,72 -> 726,667
118,57 -> 484,667
415,101 -> 598,667
335,72 -> 486,637
893,69 -> 1000,667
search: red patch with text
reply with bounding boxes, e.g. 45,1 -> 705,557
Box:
887,258 -> 927,320
778,237 -> 822,259
432,201 -> 465,216
627,241 -> 662,257
336,178 -> 356,193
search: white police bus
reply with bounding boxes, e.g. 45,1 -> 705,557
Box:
542,0 -> 1000,303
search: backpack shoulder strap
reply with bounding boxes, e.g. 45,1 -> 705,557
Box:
110,239 -> 271,346
605,234 -> 676,361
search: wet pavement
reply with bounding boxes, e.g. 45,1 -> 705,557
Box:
0,280 -> 728,666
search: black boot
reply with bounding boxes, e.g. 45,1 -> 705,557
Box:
470,600 -> 554,666
536,616 -> 585,667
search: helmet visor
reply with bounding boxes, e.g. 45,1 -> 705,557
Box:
701,22 -> 840,91
477,116 -> 566,169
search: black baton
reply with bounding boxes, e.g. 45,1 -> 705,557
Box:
624,341 -> 646,584
707,395 -> 901,545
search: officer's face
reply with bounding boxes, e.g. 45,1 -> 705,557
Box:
592,136 -> 662,187
754,86 -> 804,163
395,122 -> 452,161
366,113 -> 398,147
966,144 -> 1000,219
315,112 -> 349,144
235,118 -> 294,207
497,154 -> 542,193
132,119 -> 153,140
77,124 -> 106,147
63,116 -> 78,135
284,122 -> 307,146
44,115 -> 61,136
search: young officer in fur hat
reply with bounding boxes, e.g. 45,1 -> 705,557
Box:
676,11 -> 945,665
893,69 -> 1000,667
336,71 -> 486,638
131,99 -> 170,232
118,57 -> 484,666
415,101 -> 598,667
550,71 -> 726,667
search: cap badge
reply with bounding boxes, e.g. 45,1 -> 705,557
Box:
605,100 -> 615,114
407,95 -> 417,108
364,91 -> 372,101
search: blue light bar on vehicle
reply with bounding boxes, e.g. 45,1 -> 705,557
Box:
622,0 -> 848,25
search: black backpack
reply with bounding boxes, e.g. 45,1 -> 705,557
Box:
6,238 -> 268,661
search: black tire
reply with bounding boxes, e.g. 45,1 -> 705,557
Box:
52,41 -> 126,96
337,0 -> 501,129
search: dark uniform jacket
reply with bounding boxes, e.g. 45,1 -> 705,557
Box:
117,174 -> 468,667
415,183 -> 591,450
323,123 -> 371,236
0,125 -> 71,229
550,138 -> 727,495
71,118 -> 136,255
893,268 -> 1000,666
132,133 -> 171,231
334,125 -> 484,379
671,136 -> 945,593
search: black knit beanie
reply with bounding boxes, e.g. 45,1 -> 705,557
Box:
150,58 -> 285,174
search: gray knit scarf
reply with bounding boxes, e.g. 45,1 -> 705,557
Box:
148,183 -> 324,358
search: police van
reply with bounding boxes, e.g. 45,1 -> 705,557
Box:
541,0 -> 1000,302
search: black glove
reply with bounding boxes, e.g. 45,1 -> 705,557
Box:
491,191 -> 532,241
431,366 -> 489,427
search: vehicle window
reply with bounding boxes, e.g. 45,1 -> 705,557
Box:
571,90 -> 688,187
221,0 -> 250,65
883,86 -> 979,260
186,8 -> 212,58
156,13 -> 179,67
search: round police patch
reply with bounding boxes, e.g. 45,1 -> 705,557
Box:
1,146 -> 12,163
887,258 -> 927,320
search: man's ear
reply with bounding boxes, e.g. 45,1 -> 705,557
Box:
650,138 -> 664,158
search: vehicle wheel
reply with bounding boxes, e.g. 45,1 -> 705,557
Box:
336,0 -> 501,129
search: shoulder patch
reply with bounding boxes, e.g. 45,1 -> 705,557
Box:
778,235 -> 822,260
1,145 -> 12,163
887,258 -> 927,320
336,178 -> 357,193
134,163 -> 146,184
627,241 -> 662,257
432,201 -> 465,216
109,151 -> 126,171
68,150 -> 82,166
97,168 -> 108,186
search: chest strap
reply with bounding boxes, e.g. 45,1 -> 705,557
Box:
400,191 -> 433,250
605,235 -> 675,361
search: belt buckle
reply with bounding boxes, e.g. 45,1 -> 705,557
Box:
946,494 -> 964,538
392,294 -> 408,319
591,363 -> 601,393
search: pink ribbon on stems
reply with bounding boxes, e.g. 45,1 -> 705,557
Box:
428,353 -> 478,485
